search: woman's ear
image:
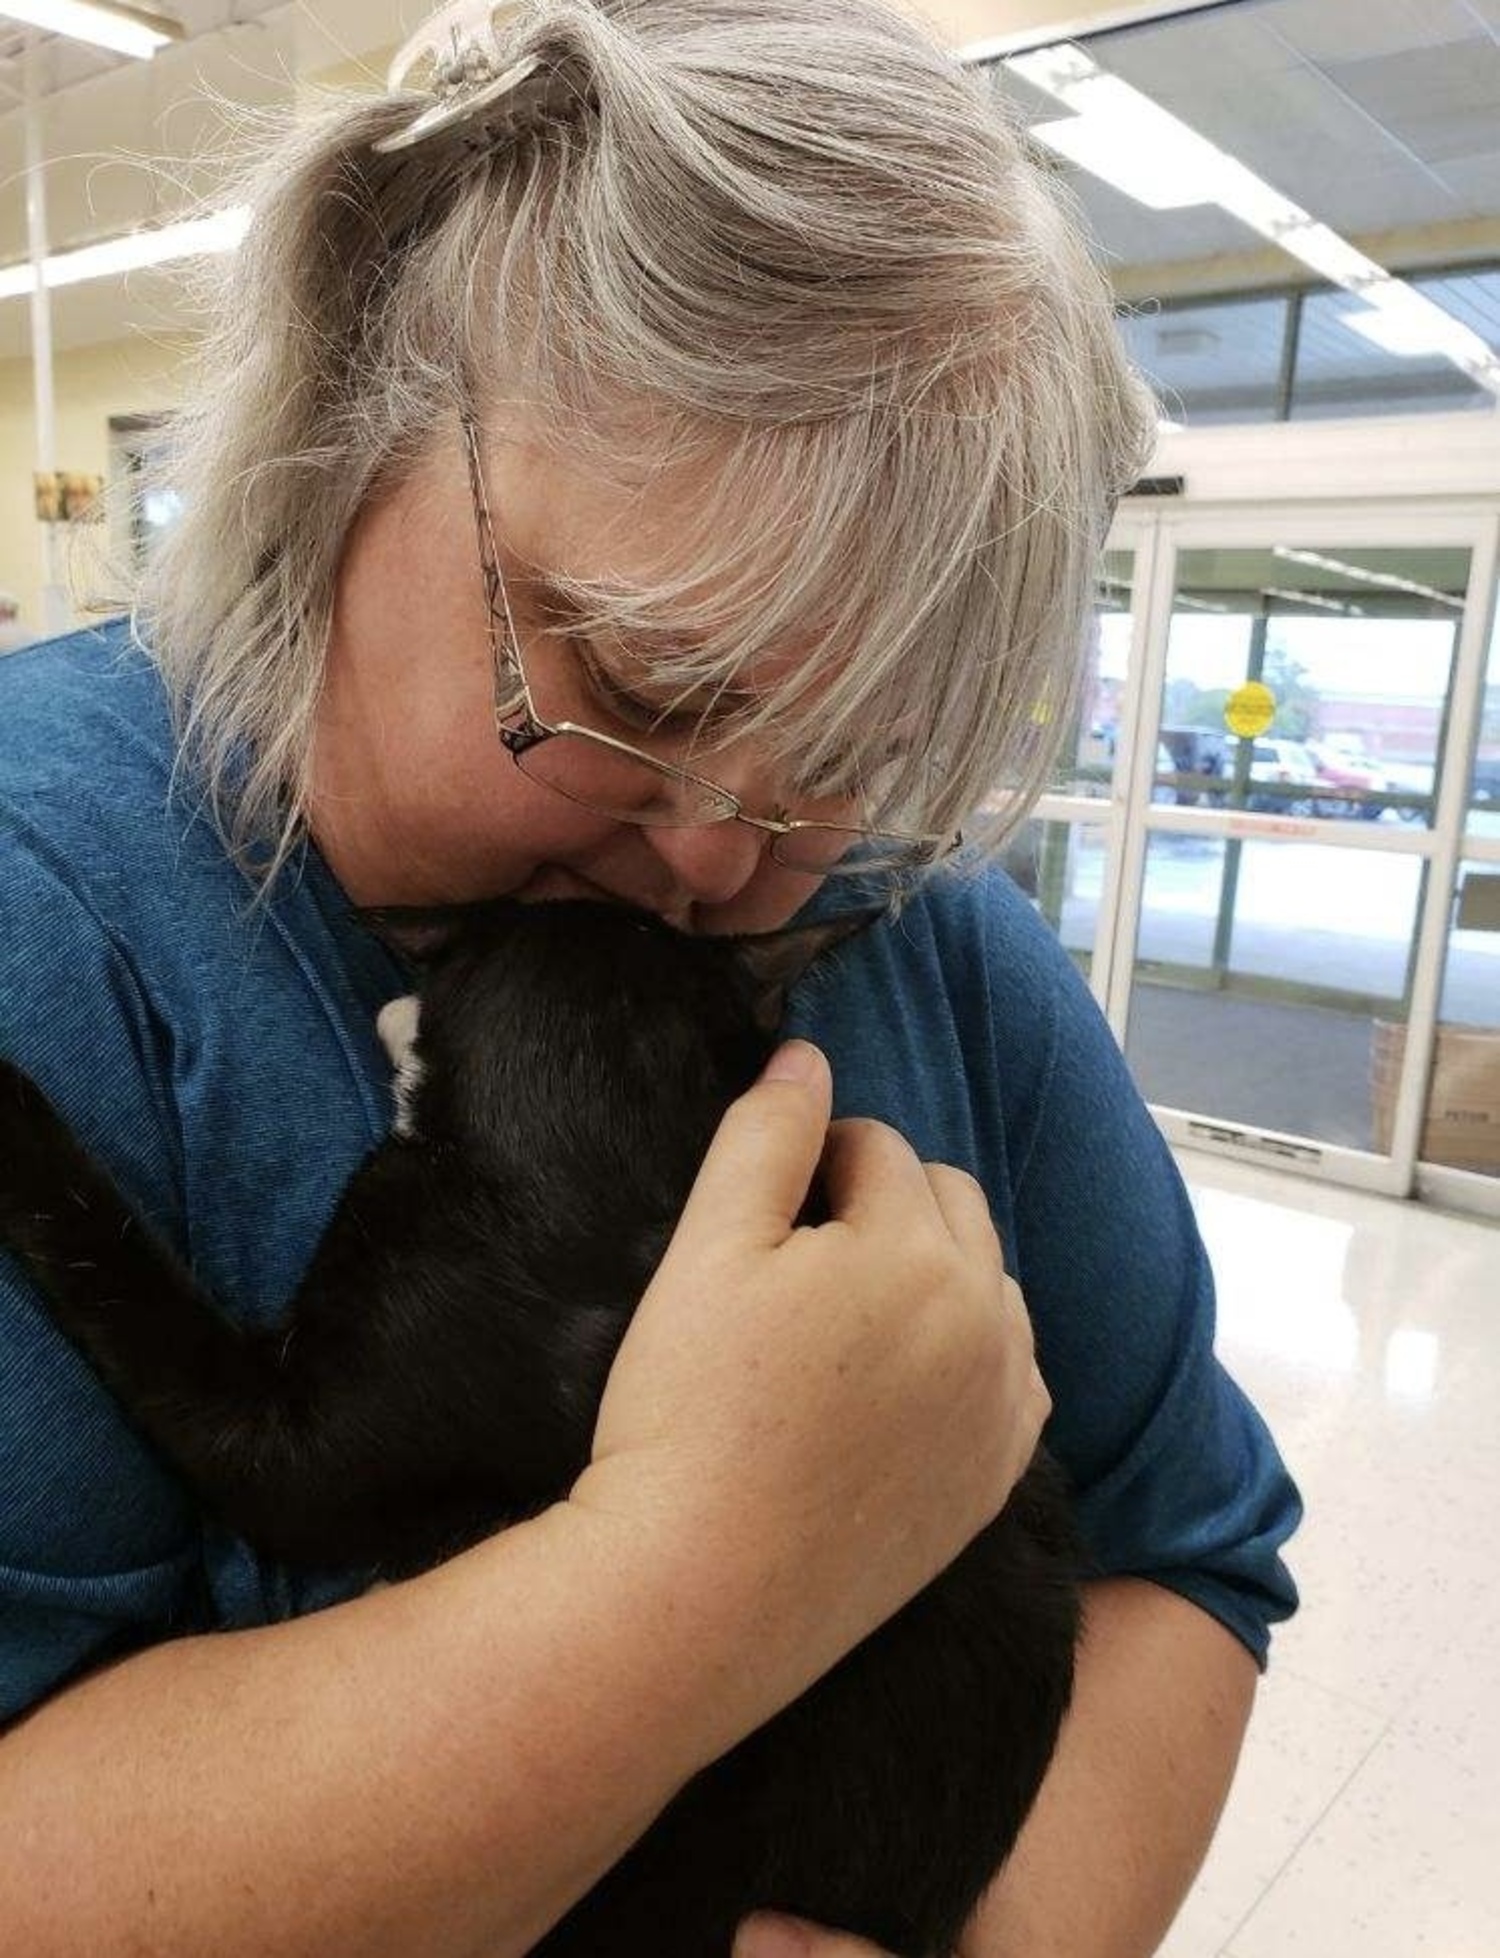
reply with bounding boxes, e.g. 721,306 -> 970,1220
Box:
732,907 -> 886,1033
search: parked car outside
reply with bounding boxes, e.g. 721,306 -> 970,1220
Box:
1248,738 -> 1324,815
1157,725 -> 1229,805
1305,742 -> 1395,820
1378,760 -> 1436,824
1471,757 -> 1500,807
1152,742 -> 1178,804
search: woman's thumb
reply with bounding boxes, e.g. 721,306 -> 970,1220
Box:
734,1913 -> 893,1957
671,1040 -> 832,1250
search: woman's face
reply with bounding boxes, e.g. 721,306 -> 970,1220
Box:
310,418 -> 847,935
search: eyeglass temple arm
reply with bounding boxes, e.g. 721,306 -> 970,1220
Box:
461,409 -> 533,722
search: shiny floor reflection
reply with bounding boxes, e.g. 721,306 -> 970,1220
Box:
1158,1149 -> 1500,1958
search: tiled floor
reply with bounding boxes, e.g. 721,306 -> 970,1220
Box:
1158,1148 -> 1500,1958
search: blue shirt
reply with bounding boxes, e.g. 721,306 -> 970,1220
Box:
0,623 -> 1299,1722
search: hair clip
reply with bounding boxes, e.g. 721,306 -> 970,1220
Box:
375,1 -> 572,155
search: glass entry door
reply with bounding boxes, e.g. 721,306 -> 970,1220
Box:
1420,578 -> 1500,1202
1098,510 -> 1500,1203
1001,531 -> 1155,998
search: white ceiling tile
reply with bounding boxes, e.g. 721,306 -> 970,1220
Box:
1421,151 -> 1500,208
1017,0 -> 1500,282
1263,0 -> 1486,63
1324,40 -> 1500,163
0,0 -> 1493,351
1100,8 -> 1303,85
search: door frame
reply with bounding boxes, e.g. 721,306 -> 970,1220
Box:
1035,413 -> 1500,1211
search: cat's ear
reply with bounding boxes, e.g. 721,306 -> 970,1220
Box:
356,904 -> 471,965
733,907 -> 885,1033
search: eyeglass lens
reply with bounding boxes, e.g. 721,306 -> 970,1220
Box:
487,526 -> 936,875
512,730 -> 920,874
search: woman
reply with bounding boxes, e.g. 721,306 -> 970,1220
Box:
0,2 -> 1298,1952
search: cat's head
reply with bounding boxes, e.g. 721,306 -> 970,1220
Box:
360,898 -> 878,1163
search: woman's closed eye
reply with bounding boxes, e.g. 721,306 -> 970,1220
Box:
567,633 -> 725,740
572,640 -> 674,732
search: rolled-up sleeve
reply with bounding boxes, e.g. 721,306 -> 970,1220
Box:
1003,904 -> 1301,1667
790,867 -> 1301,1670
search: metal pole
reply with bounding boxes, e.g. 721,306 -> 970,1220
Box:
1209,611 -> 1270,977
24,38 -> 70,637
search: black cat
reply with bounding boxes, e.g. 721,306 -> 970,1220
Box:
0,896 -> 1080,1958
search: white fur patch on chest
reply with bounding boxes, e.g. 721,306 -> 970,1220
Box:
376,993 -> 425,1137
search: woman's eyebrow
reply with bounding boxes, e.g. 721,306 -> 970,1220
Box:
516,571 -> 826,727
521,572 -> 746,688
521,573 -> 679,646
514,574 -> 589,629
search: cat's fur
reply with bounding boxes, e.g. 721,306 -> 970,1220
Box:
0,896 -> 1081,1958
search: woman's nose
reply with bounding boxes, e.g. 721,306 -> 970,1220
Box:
639,812 -> 771,907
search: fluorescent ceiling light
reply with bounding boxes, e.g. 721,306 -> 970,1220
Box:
1336,282 -> 1499,375
1031,112 -> 1208,210
1007,42 -> 1103,101
1342,306 -> 1454,359
1173,593 -> 1230,612
1028,74 -> 1243,210
0,0 -> 181,58
0,207 -> 249,298
1261,585 -> 1364,616
1271,546 -> 1465,610
1006,42 -> 1500,404
1250,220 -> 1384,289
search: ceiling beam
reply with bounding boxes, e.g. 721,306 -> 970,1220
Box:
1111,216 -> 1500,305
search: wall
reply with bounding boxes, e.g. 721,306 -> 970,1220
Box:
918,0 -> 1224,55
0,328 -> 195,630
1152,413 -> 1500,505
0,30 -> 398,637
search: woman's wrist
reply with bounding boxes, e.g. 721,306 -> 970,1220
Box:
556,1467 -> 817,1772
0,1499 -> 766,1958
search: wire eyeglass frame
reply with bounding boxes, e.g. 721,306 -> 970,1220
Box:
458,409 -> 960,878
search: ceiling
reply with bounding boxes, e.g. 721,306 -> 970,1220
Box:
0,1 -> 281,105
989,0 -> 1500,294
0,0 -> 1495,367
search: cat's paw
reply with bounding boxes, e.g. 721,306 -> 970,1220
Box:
375,994 -> 425,1138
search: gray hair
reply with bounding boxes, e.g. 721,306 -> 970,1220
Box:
136,0 -> 1154,882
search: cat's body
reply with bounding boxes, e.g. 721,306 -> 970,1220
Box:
0,896 -> 1080,1958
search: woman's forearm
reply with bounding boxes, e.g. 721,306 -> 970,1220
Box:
0,1499 -> 771,1958
0,1063 -> 1048,1958
962,1577 -> 1258,1958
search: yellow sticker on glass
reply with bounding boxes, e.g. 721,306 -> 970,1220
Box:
1224,681 -> 1276,739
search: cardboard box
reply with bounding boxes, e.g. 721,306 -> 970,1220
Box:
1371,1021 -> 1500,1172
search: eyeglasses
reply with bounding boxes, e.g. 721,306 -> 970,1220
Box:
459,411 -> 959,878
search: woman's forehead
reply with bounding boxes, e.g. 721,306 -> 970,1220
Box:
469,407 -> 874,744
481,410 -> 724,599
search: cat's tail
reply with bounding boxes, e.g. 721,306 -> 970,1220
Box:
0,1058 -> 292,1514
0,1061 -> 505,1571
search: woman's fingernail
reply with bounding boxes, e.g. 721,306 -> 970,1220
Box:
761,1040 -> 822,1086
733,1914 -> 815,1958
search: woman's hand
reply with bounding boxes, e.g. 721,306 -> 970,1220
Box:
733,1912 -> 894,1957
569,1037 -> 1049,1754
